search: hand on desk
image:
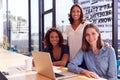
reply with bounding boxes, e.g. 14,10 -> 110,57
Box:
81,69 -> 99,79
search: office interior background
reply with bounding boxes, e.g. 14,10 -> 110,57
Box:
0,0 -> 120,59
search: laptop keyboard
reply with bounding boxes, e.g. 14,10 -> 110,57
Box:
55,73 -> 64,77
0,72 -> 8,80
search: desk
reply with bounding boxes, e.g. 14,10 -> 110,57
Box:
8,68 -> 107,80
0,48 -> 106,80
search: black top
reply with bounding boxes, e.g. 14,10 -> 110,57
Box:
43,45 -> 69,66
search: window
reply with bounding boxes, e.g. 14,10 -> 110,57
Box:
31,0 -> 39,51
0,0 -> 4,47
44,13 -> 52,33
56,0 -> 73,40
44,0 -> 53,11
7,0 -> 29,53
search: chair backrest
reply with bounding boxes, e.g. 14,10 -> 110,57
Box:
117,60 -> 120,66
7,47 -> 18,53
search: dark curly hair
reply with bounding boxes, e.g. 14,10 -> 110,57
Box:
44,27 -> 64,49
69,4 -> 86,24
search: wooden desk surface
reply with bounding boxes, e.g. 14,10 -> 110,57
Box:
0,48 -> 106,80
7,67 -> 106,80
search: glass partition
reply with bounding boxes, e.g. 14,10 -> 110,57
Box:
78,0 -> 112,45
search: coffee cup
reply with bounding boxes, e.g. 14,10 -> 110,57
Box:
25,58 -> 33,71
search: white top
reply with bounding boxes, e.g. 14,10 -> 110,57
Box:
65,21 -> 89,61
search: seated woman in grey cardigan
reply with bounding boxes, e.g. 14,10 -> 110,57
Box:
67,23 -> 117,80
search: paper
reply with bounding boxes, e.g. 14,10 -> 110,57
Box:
53,66 -> 62,73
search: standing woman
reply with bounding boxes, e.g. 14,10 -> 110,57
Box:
67,23 -> 117,80
65,4 -> 90,61
44,28 -> 69,67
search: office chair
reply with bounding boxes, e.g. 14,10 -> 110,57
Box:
117,60 -> 120,78
7,47 -> 18,53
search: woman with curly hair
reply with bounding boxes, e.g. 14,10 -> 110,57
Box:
44,27 -> 69,67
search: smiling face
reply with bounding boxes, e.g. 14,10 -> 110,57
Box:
82,23 -> 103,52
71,6 -> 81,21
85,28 -> 99,46
50,31 -> 59,46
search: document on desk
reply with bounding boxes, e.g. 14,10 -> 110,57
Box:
53,66 -> 62,73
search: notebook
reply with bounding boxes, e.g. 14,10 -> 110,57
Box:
32,51 -> 76,80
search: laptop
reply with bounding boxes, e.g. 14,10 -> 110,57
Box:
32,51 -> 76,80
0,72 -> 8,80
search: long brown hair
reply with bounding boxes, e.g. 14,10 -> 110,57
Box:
82,23 -> 103,52
69,4 -> 86,24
